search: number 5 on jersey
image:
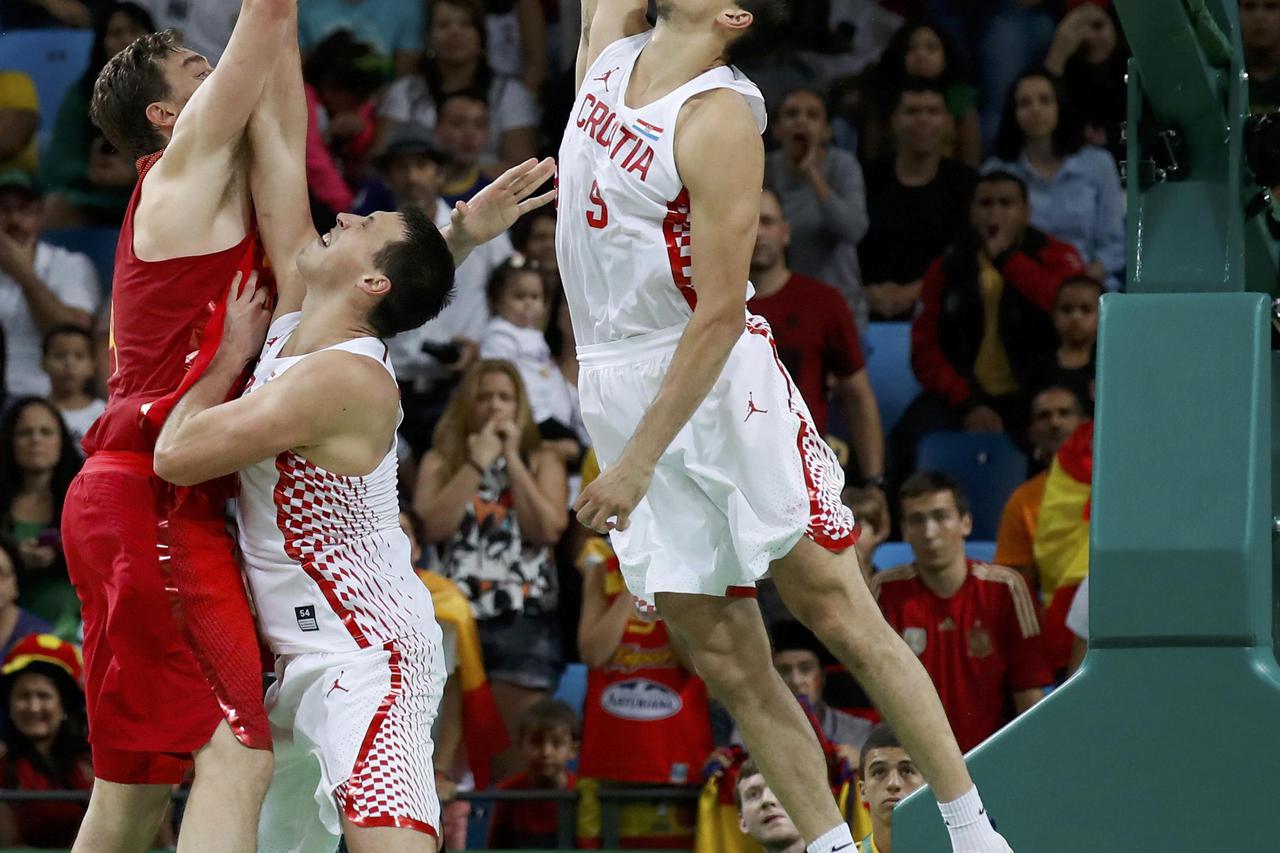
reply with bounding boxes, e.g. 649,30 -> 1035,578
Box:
587,180 -> 609,229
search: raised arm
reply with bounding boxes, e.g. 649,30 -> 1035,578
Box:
576,0 -> 650,91
574,89 -> 762,533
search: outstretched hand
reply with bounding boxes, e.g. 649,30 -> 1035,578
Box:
448,157 -> 558,255
573,456 -> 653,535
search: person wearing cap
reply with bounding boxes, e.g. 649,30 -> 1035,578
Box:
0,171 -> 100,397
0,633 -> 93,847
376,125 -> 515,456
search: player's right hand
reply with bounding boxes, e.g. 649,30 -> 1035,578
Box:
220,270 -> 271,366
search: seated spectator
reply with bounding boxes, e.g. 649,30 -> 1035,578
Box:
510,205 -> 558,286
1244,0 -> 1280,113
0,73 -> 39,176
860,79 -> 977,321
763,620 -> 872,762
1030,274 -> 1100,415
765,87 -> 871,330
0,633 -> 92,848
378,0 -> 539,170
576,535 -> 709,848
374,128 -> 513,453
873,471 -> 1052,752
0,399 -> 83,638
41,326 -> 104,453
866,21 -> 980,167
489,699 -> 579,849
747,189 -> 884,485
303,30 -> 389,223
5,0 -> 95,27
42,2 -> 152,229
438,91 -> 496,206
893,171 -> 1082,482
985,69 -> 1125,290
0,539 -> 52,659
844,485 -> 890,582
134,0 -> 239,64
734,757 -> 805,853
857,724 -> 925,853
298,0 -> 426,76
1044,2 -> 1129,159
994,385 -> 1086,590
486,0 -> 549,95
414,361 -> 568,779
480,258 -> 580,465
0,171 -> 100,398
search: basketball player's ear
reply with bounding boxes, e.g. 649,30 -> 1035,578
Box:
359,273 -> 393,298
145,100 -> 179,133
719,8 -> 753,32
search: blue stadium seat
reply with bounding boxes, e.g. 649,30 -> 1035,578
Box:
966,540 -> 997,564
915,431 -> 1028,540
552,662 -> 588,719
43,226 -> 118,295
0,29 -> 94,150
871,539 -> 1000,572
862,322 -> 922,432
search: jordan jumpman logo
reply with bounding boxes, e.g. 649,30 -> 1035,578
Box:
594,67 -> 619,91
326,671 -> 350,698
744,393 -> 768,422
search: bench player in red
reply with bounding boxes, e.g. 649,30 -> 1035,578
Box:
63,2 -> 301,850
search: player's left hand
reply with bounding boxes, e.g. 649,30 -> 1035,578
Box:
573,458 -> 652,534
448,157 -> 557,250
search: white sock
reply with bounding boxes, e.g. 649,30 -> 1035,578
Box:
806,822 -> 856,853
938,787 -> 1008,852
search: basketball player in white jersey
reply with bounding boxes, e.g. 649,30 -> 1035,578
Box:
148,34 -> 556,847
561,3 -> 1013,852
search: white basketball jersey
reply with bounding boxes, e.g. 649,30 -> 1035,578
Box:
556,32 -> 767,346
236,312 -> 437,656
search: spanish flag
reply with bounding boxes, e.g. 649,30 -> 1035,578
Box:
418,570 -> 510,788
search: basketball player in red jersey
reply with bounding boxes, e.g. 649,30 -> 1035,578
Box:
61,2 -> 301,851
566,2 -> 1012,852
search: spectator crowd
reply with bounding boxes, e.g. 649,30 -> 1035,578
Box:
0,0 -> 1213,847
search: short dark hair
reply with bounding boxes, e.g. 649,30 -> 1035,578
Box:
858,724 -> 904,779
975,169 -> 1028,202
41,324 -> 94,357
485,255 -> 546,313
733,756 -> 764,810
91,29 -> 184,159
893,76 -> 949,112
1056,274 -> 1104,302
517,698 -> 580,740
367,205 -> 456,338
1031,384 -> 1085,416
898,470 -> 970,518
770,619 -> 831,664
992,68 -> 1082,162
725,0 -> 791,66
437,88 -> 489,117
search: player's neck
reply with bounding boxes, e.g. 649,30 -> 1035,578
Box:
919,555 -> 968,598
286,292 -> 374,356
750,264 -> 790,299
627,23 -> 726,107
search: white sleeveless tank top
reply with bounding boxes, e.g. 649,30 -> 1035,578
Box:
556,31 -> 767,347
235,312 -> 437,655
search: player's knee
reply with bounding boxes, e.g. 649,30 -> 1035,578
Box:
197,727 -> 274,790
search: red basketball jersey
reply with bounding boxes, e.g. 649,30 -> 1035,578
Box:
84,152 -> 266,456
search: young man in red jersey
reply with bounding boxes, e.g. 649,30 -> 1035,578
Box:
873,471 -> 1053,752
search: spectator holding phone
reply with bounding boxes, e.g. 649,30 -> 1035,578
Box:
0,399 -> 83,638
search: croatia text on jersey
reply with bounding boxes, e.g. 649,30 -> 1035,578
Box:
575,92 -> 658,182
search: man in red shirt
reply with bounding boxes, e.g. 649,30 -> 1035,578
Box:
872,471 -> 1052,752
747,188 -> 885,489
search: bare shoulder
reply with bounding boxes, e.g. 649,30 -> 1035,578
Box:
675,89 -> 763,173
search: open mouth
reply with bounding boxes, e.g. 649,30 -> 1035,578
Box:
321,230 -> 334,247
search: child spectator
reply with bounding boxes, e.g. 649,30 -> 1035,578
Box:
480,259 -> 581,465
867,21 -> 980,167
844,485 -> 890,583
0,633 -> 92,848
42,2 -> 154,228
41,326 -> 104,453
985,69 -> 1125,290
0,399 -> 82,638
0,539 -> 52,659
1031,275 -> 1101,414
378,0 -> 540,170
414,361 -> 568,780
437,91 -> 496,206
489,699 -> 580,849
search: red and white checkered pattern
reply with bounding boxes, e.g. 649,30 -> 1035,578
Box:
336,635 -> 439,834
662,188 -> 694,305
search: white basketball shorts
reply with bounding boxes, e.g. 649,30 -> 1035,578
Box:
256,632 -> 445,852
577,314 -> 858,604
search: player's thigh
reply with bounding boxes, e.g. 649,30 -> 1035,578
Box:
340,819 -> 439,853
770,535 -> 881,636
654,592 -> 773,688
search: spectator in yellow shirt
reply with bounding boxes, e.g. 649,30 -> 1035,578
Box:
0,72 -> 39,175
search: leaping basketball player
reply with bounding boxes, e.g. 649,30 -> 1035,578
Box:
563,3 -> 1014,851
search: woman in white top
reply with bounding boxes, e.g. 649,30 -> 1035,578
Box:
377,0 -> 540,170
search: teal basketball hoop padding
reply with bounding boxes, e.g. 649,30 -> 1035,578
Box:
893,2 -> 1280,849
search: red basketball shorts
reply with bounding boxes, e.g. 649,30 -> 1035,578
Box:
64,452 -> 270,783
